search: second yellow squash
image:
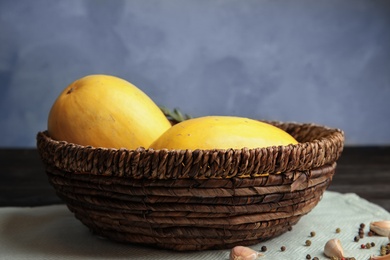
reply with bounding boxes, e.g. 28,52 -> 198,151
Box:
149,116 -> 298,150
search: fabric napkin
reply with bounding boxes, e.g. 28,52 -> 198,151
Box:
1,191 -> 389,260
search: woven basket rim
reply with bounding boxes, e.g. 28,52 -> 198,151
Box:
36,121 -> 344,179
37,121 -> 344,152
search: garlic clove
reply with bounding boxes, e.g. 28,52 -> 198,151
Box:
370,221 -> 390,237
370,254 -> 390,260
229,246 -> 263,260
324,238 -> 344,259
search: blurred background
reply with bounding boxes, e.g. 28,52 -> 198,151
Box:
1,0 -> 389,147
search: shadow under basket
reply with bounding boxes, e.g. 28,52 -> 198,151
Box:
36,121 -> 344,251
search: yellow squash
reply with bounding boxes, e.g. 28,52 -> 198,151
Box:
48,74 -> 171,149
149,116 -> 298,150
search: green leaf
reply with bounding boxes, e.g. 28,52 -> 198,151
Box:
160,106 -> 192,122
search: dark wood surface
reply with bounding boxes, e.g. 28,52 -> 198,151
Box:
1,147 -> 389,212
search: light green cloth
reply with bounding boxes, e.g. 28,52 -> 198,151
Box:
0,191 -> 389,260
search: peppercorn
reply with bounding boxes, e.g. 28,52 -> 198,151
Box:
371,242 -> 375,247
305,240 -> 312,246
310,231 -> 316,237
368,231 -> 374,236
312,257 -> 319,260
361,244 -> 366,249
365,243 -> 371,249
280,246 -> 286,251
261,245 -> 267,252
354,236 -> 359,242
336,228 -> 341,233
306,254 -> 311,259
360,223 -> 365,228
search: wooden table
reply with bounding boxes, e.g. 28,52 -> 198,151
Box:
1,147 -> 389,212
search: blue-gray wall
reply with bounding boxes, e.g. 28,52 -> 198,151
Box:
1,0 -> 389,147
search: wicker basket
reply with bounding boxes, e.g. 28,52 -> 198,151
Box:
36,121 -> 344,251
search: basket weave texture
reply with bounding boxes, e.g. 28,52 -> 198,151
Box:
36,121 -> 344,251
